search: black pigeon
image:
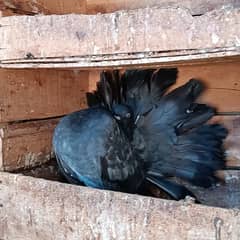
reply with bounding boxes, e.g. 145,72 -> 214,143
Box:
53,69 -> 228,200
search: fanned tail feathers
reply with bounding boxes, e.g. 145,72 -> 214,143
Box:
86,68 -> 232,200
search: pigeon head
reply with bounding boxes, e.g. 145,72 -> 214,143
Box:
112,103 -> 132,121
112,103 -> 134,140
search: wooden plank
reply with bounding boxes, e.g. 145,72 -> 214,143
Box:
0,69 -> 89,122
19,157 -> 240,208
86,0 -> 240,15
0,0 -> 239,16
0,7 -> 239,68
2,50 -> 239,69
0,0 -> 87,16
211,115 -> 240,168
88,61 -> 240,113
0,172 -> 240,240
177,61 -> 240,113
0,118 -> 59,171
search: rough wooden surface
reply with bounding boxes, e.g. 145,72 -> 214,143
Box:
86,0 -> 240,15
0,7 -> 239,68
0,69 -> 88,122
177,61 -> 240,113
0,0 -> 239,16
0,0 -> 86,16
19,159 -> 240,209
0,172 -> 240,240
0,118 -> 59,171
2,52 -> 239,69
212,115 -> 240,168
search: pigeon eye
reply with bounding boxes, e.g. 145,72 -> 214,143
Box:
114,115 -> 121,121
186,108 -> 193,114
125,113 -> 131,118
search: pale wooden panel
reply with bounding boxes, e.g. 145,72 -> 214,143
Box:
86,0 -> 240,15
0,172 -> 240,240
0,69 -> 89,122
0,7 -> 239,66
0,118 -> 60,171
178,61 -> 240,113
0,0 -> 239,16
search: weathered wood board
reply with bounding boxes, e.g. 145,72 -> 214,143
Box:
0,69 -> 89,122
0,172 -> 240,240
212,115 -> 240,168
0,0 -> 239,16
0,118 -> 59,171
86,0 -> 240,15
0,0 -> 86,16
0,7 -> 239,68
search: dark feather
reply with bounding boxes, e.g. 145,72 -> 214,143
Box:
146,175 -> 197,201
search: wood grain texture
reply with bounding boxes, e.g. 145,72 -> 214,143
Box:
0,69 -> 89,122
0,172 -> 240,240
0,118 -> 59,171
2,52 -> 239,69
0,0 -> 86,16
177,61 -> 240,113
211,115 -> 240,168
86,0 -> 240,15
0,7 -> 239,67
0,0 -> 239,16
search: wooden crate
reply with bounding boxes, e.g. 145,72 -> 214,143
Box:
0,69 -> 90,170
0,1 -> 240,239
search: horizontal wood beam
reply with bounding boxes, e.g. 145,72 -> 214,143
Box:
0,69 -> 88,122
0,7 -> 239,68
0,0 -> 239,16
1,51 -> 239,69
0,0 -> 87,16
0,118 -> 59,171
86,0 -> 240,15
0,172 -> 240,240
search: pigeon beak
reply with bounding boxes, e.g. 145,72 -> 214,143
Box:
114,115 -> 121,121
134,115 -> 140,124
